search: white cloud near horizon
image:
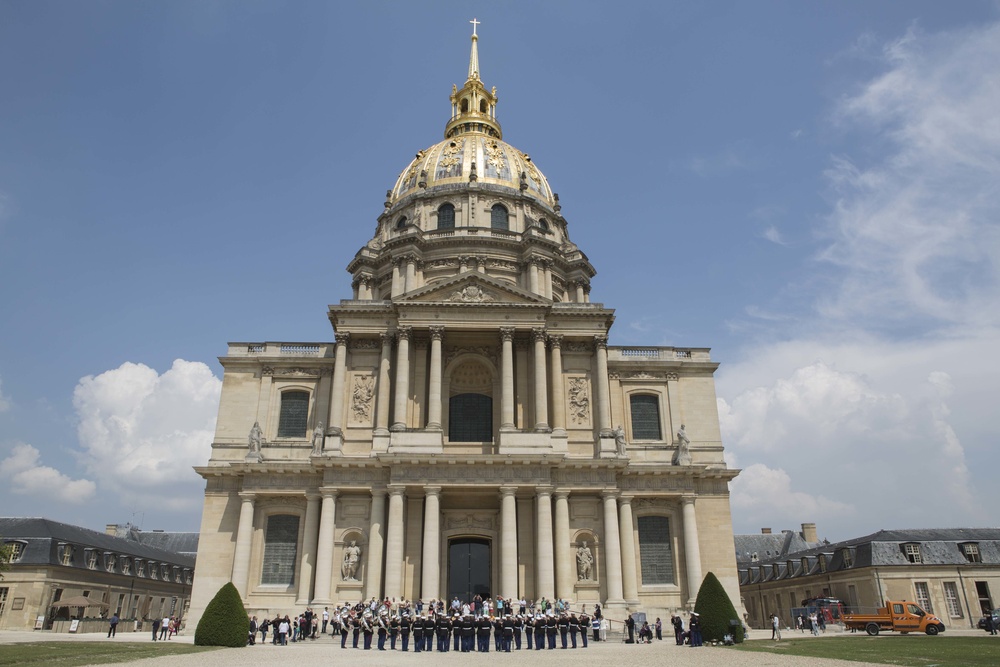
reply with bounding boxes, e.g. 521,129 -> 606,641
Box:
72,359 -> 222,514
0,443 -> 97,503
720,22 -> 1000,541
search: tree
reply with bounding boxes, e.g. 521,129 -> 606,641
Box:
0,538 -> 14,580
692,571 -> 745,644
194,582 -> 249,647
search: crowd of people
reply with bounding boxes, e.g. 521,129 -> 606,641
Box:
248,596 -> 607,650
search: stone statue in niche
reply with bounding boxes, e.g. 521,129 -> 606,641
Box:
576,541 -> 594,581
246,421 -> 263,462
342,540 -> 362,581
311,421 -> 325,455
613,425 -> 627,457
674,424 -> 692,466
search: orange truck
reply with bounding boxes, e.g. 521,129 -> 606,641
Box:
843,601 -> 946,636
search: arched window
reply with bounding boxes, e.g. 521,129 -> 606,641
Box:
490,204 -> 509,230
261,514 -> 300,586
395,216 -> 408,230
629,394 -> 662,440
638,516 -> 674,584
537,217 -> 550,231
277,391 -> 309,438
479,100 -> 487,113
437,203 -> 455,230
461,99 -> 470,113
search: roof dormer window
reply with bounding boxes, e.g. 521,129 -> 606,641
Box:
902,543 -> 922,564
961,543 -> 981,563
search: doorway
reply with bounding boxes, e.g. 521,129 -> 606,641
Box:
448,538 -> 491,604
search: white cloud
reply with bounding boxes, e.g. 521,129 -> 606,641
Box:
0,443 -> 96,503
761,225 -> 786,245
0,376 -> 9,412
72,359 -> 222,513
818,22 -> 1000,329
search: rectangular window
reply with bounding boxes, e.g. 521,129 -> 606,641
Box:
943,582 -> 963,618
963,543 -> 981,563
261,514 -> 300,586
637,515 -> 674,585
914,582 -> 933,613
0,588 -> 8,619
904,544 -> 922,564
976,581 -> 992,613
629,395 -> 662,440
277,391 -> 310,438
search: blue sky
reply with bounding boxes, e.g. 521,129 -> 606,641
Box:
1,1 -> 998,543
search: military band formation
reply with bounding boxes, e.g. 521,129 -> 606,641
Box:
250,596 -> 600,651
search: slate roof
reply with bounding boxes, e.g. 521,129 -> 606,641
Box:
734,530 -> 822,565
0,517 -> 195,569
107,524 -> 199,559
738,527 -> 1000,585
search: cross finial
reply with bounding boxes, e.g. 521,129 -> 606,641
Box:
470,18 -> 480,37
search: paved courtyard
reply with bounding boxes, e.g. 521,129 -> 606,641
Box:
6,628 -> 983,667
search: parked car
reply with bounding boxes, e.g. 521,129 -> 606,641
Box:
977,609 -> 999,632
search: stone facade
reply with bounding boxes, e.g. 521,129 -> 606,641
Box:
189,27 -> 741,628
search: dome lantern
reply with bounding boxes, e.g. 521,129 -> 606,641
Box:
445,19 -> 502,140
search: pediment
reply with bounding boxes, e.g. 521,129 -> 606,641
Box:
398,273 -> 549,305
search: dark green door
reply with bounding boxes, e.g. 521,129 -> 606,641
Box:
448,538 -> 491,603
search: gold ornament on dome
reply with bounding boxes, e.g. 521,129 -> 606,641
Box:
439,139 -> 464,168
485,140 -> 506,171
520,152 -> 540,182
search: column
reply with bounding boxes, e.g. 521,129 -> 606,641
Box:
602,491 -> 625,603
553,491 -> 573,600
404,256 -> 416,293
297,493 -> 321,603
666,372 -> 681,443
383,486 -> 406,600
535,488 -> 555,599
427,327 -> 444,430
500,328 -> 515,430
391,259 -> 402,298
231,492 -> 256,597
549,335 -> 566,434
682,496 -> 703,606
364,488 -> 387,600
391,327 -> 411,431
532,328 -> 549,431
619,496 -> 639,604
500,486 -> 518,599
574,281 -> 585,303
374,333 -> 393,434
528,259 -> 539,294
328,333 -> 350,435
421,487 -> 441,599
594,336 -> 612,436
542,261 -> 552,299
515,340 -> 529,427
313,489 -> 338,603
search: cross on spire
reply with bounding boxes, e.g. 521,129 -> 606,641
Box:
470,18 -> 480,37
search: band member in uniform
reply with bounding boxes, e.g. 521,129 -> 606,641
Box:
534,614 -> 546,650
400,612 -> 411,651
546,613 -> 558,649
340,611 -> 350,648
569,612 -> 580,648
453,614 -> 462,651
437,613 -> 451,652
502,614 -> 514,652
513,614 -> 523,650
361,612 -> 373,650
461,614 -> 475,652
351,612 -> 361,648
493,614 -> 504,651
559,612 -> 570,648
376,611 -> 388,650
389,612 -> 399,650
413,614 -> 424,653
579,610 -> 590,648
426,613 -> 436,652
476,613 -> 491,652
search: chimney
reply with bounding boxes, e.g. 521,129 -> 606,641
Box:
802,522 -> 818,543
761,528 -> 772,534
105,524 -> 119,536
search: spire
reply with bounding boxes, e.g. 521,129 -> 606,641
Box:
468,18 -> 480,80
447,19 -> 502,139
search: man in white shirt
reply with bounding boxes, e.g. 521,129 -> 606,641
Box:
160,617 -> 170,640
322,608 -> 330,634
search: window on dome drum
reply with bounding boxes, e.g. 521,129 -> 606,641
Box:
903,543 -> 922,564
629,394 -> 661,440
479,100 -> 487,113
437,203 -> 455,229
461,99 -> 469,113
261,514 -> 299,586
449,393 -> 493,442
962,543 -> 981,563
277,391 -> 309,438
490,204 -> 509,230
538,218 -> 550,231
395,216 -> 407,230
638,516 -> 674,584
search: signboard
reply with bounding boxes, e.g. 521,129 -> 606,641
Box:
34,616 -> 45,630
69,619 -> 80,633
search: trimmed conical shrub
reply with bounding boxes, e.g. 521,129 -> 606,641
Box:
194,582 -> 249,647
693,571 -> 745,644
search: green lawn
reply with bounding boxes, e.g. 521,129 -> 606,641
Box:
734,635 -> 1000,667
0,642 -> 221,667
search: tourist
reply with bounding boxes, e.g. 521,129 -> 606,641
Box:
107,612 -> 119,638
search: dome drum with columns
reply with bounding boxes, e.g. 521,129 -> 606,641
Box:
188,23 -> 742,628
